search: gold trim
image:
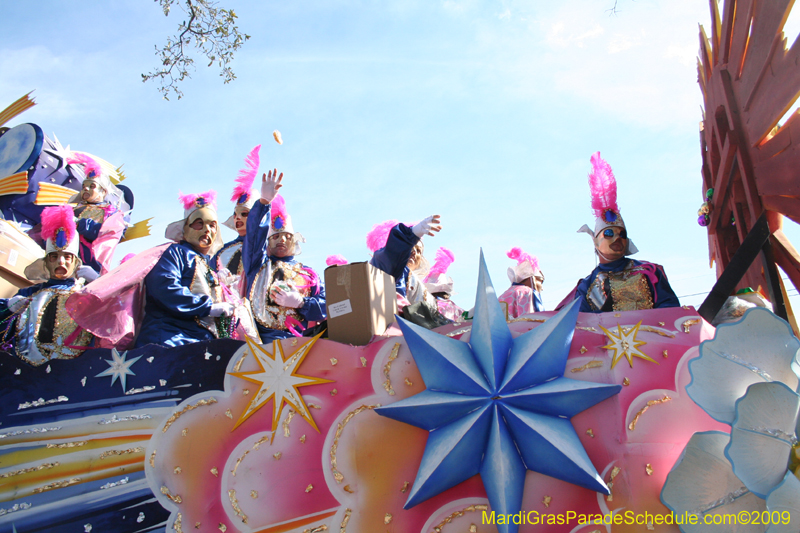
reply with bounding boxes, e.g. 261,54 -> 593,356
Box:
330,404 -> 380,484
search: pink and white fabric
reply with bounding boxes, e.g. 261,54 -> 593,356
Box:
498,284 -> 537,319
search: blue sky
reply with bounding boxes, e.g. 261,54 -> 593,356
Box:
3,0 -> 799,311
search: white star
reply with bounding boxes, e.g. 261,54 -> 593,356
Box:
43,133 -> 72,169
230,334 -> 331,437
599,321 -> 657,369
95,349 -> 142,391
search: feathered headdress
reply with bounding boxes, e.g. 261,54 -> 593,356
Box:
326,255 -> 348,266
265,194 -> 303,251
66,153 -> 102,180
366,220 -> 399,253
231,144 -> 260,205
424,247 -> 455,282
165,190 -> 224,254
577,151 -> 638,255
423,246 -> 455,295
506,247 -> 539,273
178,190 -> 217,212
588,151 -> 621,225
41,205 -> 78,254
506,246 -> 541,285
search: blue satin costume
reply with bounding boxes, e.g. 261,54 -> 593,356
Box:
135,242 -> 217,348
369,223 -> 419,297
573,257 -> 680,313
74,204 -> 127,273
243,201 -> 326,342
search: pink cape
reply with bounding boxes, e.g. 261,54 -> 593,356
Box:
66,244 -> 171,349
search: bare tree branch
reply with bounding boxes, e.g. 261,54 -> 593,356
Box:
142,0 -> 251,100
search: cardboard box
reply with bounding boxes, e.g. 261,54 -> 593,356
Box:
324,262 -> 397,346
0,220 -> 43,279
0,220 -> 42,297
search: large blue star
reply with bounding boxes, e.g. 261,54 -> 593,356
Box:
376,252 -> 621,533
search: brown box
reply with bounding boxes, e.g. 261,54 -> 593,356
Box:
0,220 -> 42,297
324,262 -> 397,346
0,268 -> 33,298
0,220 -> 43,279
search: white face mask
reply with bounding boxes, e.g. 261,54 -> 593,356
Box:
268,232 -> 295,258
81,179 -> 105,204
45,251 -> 77,279
233,204 -> 251,237
183,208 -> 219,255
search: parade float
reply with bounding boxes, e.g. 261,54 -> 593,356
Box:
2,0 -> 800,532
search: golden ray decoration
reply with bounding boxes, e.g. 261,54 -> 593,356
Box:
599,321 -> 657,369
0,92 -> 36,127
120,218 -> 153,242
229,333 -> 332,436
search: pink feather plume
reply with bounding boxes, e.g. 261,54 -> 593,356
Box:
588,151 -> 618,218
366,220 -> 398,252
326,255 -> 348,266
231,144 -> 261,203
178,190 -> 217,211
271,194 -> 287,225
424,247 -> 455,282
506,247 -> 539,272
66,153 -> 102,179
40,205 -> 76,243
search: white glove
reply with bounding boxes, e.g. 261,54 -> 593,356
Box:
274,287 -> 304,309
209,302 -> 234,317
412,215 -> 442,238
76,265 -> 99,282
7,295 -> 28,313
261,169 -> 283,203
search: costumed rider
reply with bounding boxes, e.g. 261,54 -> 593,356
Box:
243,170 -> 326,342
135,190 -> 237,348
215,145 -> 260,293
369,215 -> 452,328
423,247 -> 465,321
560,152 -> 679,313
499,247 -> 545,318
66,153 -> 130,277
0,205 -> 93,365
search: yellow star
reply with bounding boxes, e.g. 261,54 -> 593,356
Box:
229,332 -> 332,435
599,321 -> 657,369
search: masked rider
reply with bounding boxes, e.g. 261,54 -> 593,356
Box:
135,191 -> 235,347
0,205 -> 93,365
558,152 -> 679,313
242,170 -> 326,342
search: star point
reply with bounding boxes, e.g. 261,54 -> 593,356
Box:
229,333 -> 331,435
95,348 -> 141,391
376,254 -> 621,533
599,321 -> 656,369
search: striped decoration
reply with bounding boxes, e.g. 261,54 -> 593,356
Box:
0,92 -> 36,127
34,182 -> 78,206
120,217 -> 153,242
0,171 -> 29,196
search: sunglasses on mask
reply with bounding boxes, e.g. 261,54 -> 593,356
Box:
602,228 -> 627,239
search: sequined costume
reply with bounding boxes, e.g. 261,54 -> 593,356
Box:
0,278 -> 93,366
571,258 -> 679,313
499,283 -> 544,318
214,235 -> 245,278
74,202 -> 127,274
135,242 -> 227,348
243,201 -> 326,342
